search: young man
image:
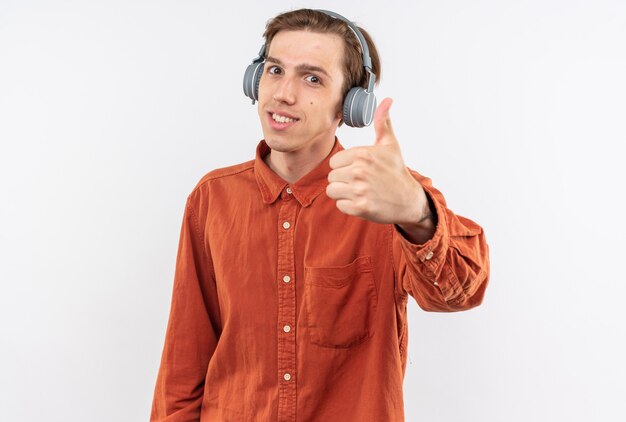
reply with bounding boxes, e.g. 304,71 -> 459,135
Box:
151,9 -> 489,422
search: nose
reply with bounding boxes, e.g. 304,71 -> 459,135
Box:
272,76 -> 296,105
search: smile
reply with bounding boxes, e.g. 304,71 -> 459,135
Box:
271,112 -> 299,123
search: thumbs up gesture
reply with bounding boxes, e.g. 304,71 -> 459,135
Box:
327,98 -> 432,227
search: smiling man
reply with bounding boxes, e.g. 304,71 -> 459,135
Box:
151,9 -> 490,422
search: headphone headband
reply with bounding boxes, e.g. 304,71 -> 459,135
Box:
314,10 -> 372,71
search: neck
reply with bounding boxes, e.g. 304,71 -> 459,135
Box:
264,137 -> 336,184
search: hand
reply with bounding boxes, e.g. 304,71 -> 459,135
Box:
326,98 -> 431,226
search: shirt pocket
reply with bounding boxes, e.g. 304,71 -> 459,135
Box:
303,256 -> 378,348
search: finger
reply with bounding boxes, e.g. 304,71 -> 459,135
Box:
329,150 -> 352,169
327,166 -> 356,183
373,97 -> 396,145
326,181 -> 353,200
335,199 -> 360,217
329,147 -> 368,169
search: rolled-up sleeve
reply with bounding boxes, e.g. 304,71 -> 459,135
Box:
393,170 -> 490,312
151,192 -> 220,421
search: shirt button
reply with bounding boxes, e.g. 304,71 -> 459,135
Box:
425,251 -> 434,260
283,275 -> 291,283
283,373 -> 291,381
286,187 -> 293,194
283,325 -> 291,333
433,281 -> 439,286
283,221 -> 291,229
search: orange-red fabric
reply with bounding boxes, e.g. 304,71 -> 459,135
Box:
150,139 -> 490,421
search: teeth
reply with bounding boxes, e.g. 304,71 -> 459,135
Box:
272,113 -> 298,123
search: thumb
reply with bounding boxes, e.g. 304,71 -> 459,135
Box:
373,97 -> 397,146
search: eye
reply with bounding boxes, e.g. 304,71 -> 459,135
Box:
305,75 -> 321,85
267,65 -> 282,75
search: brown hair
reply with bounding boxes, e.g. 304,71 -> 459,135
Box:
263,9 -> 381,99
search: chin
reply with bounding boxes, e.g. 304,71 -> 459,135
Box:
263,136 -> 296,153
261,126 -> 297,151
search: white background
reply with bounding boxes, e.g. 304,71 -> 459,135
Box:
1,0 -> 625,420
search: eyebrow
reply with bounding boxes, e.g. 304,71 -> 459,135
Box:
266,56 -> 333,81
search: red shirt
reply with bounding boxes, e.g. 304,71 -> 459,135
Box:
151,139 -> 490,421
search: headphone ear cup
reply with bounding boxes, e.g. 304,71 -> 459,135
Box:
342,87 -> 377,128
243,62 -> 264,102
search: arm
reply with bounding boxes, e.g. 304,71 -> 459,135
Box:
392,170 -> 490,312
324,97 -> 489,310
151,192 -> 220,421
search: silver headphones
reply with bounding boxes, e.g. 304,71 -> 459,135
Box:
242,9 -> 377,128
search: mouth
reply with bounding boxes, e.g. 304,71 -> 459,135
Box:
271,112 -> 299,123
267,111 -> 300,130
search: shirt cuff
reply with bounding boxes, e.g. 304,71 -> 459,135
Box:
393,183 -> 459,301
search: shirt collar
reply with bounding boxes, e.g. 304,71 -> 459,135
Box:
254,138 -> 344,207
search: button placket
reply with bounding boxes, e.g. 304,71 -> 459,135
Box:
276,192 -> 298,421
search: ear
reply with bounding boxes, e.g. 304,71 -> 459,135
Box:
335,109 -> 344,127
335,98 -> 344,119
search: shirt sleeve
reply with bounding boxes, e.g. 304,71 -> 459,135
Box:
151,191 -> 220,421
392,169 -> 490,312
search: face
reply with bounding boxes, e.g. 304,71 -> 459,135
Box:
257,30 -> 345,155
